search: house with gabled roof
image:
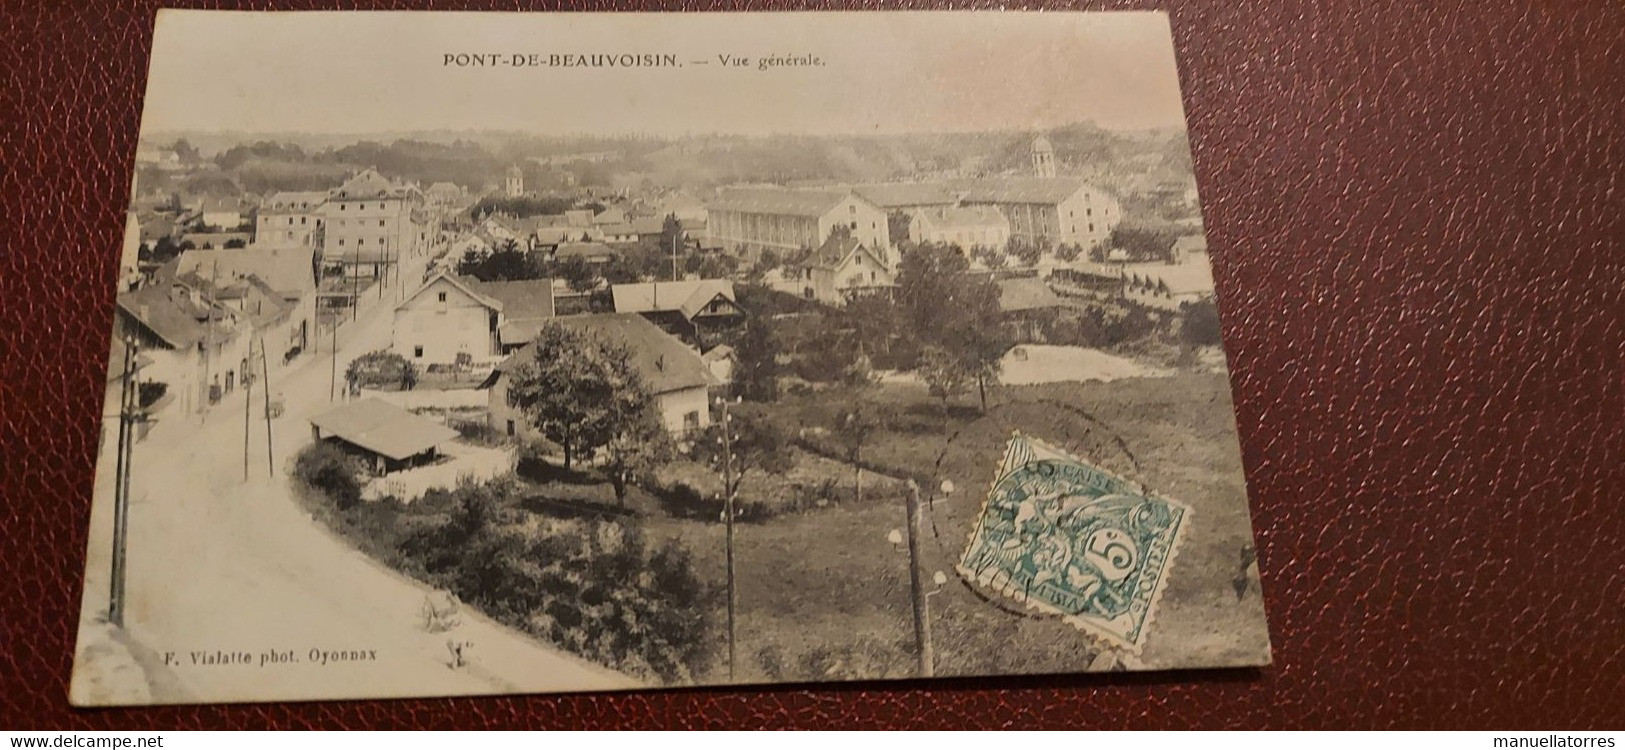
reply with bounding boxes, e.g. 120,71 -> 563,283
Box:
792,232 -> 897,307
909,205 -> 1010,251
611,279 -> 744,343
113,263 -> 252,415
391,272 -> 505,365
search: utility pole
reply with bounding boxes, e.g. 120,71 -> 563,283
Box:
718,396 -> 738,682
905,479 -> 934,678
671,220 -> 679,282
260,340 -> 275,474
243,338 -> 254,481
330,312 -> 339,402
108,336 -> 138,627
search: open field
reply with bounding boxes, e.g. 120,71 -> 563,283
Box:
649,372 -> 1271,682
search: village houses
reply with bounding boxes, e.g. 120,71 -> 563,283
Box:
610,279 -> 745,343
390,272 -> 557,366
485,314 -> 715,440
790,233 -> 898,307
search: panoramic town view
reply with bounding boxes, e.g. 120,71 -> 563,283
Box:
71,12 -> 1270,705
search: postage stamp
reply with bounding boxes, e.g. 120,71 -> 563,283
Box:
958,433 -> 1190,652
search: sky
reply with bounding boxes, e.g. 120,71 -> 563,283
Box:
140,11 -> 1192,138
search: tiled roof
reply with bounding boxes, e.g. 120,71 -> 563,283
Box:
494,314 -> 713,394
611,280 -> 737,319
331,168 -> 410,200
466,279 -> 555,321
708,187 -> 853,218
309,398 -> 459,461
847,182 -> 960,209
957,177 -> 1093,205
115,280 -> 234,350
177,246 -> 317,297
263,191 -> 329,211
395,272 -> 504,312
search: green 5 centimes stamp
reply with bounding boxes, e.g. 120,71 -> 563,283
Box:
959,433 -> 1190,652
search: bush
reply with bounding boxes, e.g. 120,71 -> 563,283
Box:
294,442 -> 364,510
396,481 -> 715,683
346,350 -> 418,391
1180,299 -> 1223,347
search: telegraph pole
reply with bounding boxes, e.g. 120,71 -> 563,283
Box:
905,479 -> 934,678
260,340 -> 275,474
108,336 -> 138,628
718,396 -> 738,681
243,339 -> 254,482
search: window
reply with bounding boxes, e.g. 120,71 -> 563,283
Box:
379,220 -> 386,227
683,411 -> 701,433
848,205 -> 856,215
437,292 -> 447,302
1086,208 -> 1092,217
1088,223 -> 1095,232
850,221 -> 858,230
413,346 -> 424,358
300,217 -> 307,225
337,239 -> 345,246
287,217 -> 294,225
340,204 -> 346,211
506,419 -> 516,437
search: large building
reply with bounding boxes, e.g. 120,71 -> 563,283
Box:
811,176 -> 1121,250
706,187 -> 890,263
908,205 -> 1010,250
322,169 -> 429,278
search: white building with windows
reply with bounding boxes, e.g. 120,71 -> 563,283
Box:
255,190 -> 327,248
706,187 -> 890,263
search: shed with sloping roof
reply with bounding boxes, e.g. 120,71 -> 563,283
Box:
309,398 -> 460,474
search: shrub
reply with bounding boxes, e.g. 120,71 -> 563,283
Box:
1180,299 -> 1223,347
346,350 -> 418,391
395,481 -> 715,684
294,442 -> 364,510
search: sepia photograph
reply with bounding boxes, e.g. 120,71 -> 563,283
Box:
73,10 -> 1271,705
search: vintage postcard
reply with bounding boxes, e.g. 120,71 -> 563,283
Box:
72,10 -> 1270,705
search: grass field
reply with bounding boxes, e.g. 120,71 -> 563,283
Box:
299,367 -> 1270,685
642,371 -> 1271,682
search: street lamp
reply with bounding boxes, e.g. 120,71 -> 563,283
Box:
901,477 -> 954,678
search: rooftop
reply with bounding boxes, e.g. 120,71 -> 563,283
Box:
309,398 -> 460,461
709,187 -> 856,218
176,245 -> 318,297
496,314 -> 713,394
611,279 -> 737,320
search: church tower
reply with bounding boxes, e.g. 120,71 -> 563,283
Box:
1030,135 -> 1056,178
504,164 -> 524,197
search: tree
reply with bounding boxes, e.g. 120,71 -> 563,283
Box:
834,398 -> 895,503
1008,235 -> 1042,267
557,255 -> 599,293
918,345 -> 970,411
895,242 -> 1010,412
457,239 -> 539,282
602,404 -> 672,506
1108,226 -> 1177,263
690,404 -> 794,504
346,350 -> 417,391
504,324 -> 658,472
734,317 -> 781,403
1055,243 -> 1082,263
1180,299 -> 1223,348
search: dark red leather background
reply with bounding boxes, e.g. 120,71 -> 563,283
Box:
3,0 -> 1621,730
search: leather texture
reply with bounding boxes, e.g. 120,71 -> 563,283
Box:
2,0 -> 1622,730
